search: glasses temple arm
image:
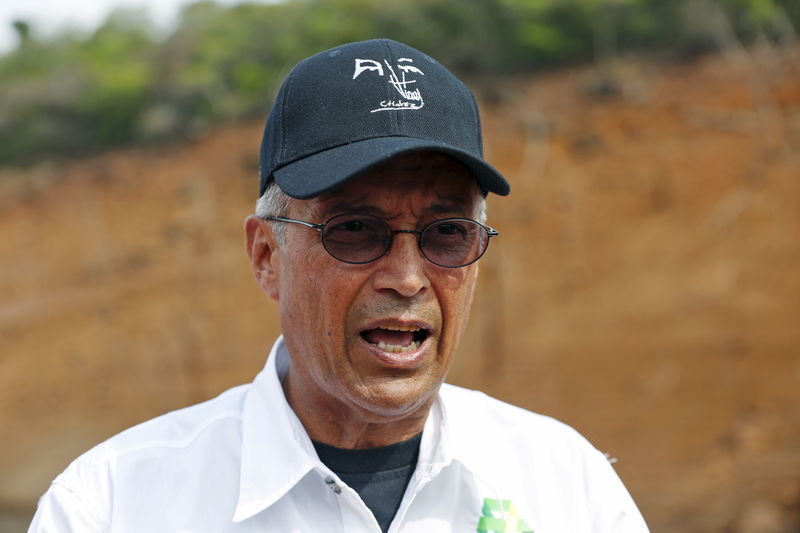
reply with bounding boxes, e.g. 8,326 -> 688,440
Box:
263,216 -> 325,231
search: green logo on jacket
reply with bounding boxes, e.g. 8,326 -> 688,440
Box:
476,498 -> 534,533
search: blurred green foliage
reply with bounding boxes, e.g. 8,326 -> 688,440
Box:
0,0 -> 797,166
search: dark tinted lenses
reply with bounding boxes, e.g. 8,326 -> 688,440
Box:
321,214 -> 391,264
420,219 -> 488,267
320,214 -> 490,267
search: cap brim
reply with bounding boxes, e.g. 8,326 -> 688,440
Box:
272,137 -> 510,199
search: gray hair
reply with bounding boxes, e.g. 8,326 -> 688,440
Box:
476,195 -> 487,224
255,180 -> 292,245
255,178 -> 488,247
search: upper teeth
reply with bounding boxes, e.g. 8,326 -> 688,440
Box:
381,325 -> 421,332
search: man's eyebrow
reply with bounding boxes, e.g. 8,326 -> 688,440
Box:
317,198 -> 384,219
316,197 -> 475,221
423,201 -> 472,216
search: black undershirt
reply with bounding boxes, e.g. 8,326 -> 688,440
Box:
312,433 -> 422,533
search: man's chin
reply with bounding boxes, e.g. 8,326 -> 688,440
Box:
347,374 -> 442,421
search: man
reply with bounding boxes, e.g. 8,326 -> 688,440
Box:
30,39 -> 649,532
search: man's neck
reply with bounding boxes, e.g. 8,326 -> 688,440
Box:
282,370 -> 435,449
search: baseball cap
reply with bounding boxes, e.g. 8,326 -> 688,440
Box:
259,38 -> 510,199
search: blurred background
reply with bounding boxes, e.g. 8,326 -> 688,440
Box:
1,0 -> 798,531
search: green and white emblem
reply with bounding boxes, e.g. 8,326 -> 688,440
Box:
476,498 -> 534,533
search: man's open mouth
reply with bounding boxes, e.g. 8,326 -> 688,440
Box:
360,325 -> 430,353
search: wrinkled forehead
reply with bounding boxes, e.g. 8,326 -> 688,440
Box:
297,152 -> 483,219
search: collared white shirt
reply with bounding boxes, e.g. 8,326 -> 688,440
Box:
30,337 -> 649,532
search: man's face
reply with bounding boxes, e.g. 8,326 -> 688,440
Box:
255,152 -> 483,443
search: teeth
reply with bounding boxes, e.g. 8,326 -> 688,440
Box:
377,340 -> 420,353
381,325 -> 421,332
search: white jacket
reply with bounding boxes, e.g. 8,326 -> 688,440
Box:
30,336 -> 649,532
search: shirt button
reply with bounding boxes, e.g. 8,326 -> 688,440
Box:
324,476 -> 342,494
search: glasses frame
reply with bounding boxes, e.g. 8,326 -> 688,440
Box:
263,213 -> 499,268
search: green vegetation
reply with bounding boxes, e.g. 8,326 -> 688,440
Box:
0,0 -> 797,166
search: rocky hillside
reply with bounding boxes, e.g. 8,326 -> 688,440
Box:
1,45 -> 798,531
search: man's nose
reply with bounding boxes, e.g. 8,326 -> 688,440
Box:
371,232 -> 430,298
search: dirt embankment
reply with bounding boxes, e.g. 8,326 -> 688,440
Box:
1,46 -> 799,531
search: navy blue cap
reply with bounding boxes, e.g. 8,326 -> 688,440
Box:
259,38 -> 510,199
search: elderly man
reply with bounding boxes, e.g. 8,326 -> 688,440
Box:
30,39 -> 649,532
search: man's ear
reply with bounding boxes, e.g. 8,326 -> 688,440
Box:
244,215 -> 280,301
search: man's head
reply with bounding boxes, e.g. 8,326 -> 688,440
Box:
245,39 -> 509,447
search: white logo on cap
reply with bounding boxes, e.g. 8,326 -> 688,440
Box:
353,57 -> 425,113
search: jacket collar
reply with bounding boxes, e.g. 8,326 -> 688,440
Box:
233,336 -> 319,523
436,385 -> 508,493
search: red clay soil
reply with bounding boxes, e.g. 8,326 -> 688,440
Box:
1,47 -> 799,531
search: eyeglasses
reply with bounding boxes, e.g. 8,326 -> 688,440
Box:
263,213 -> 498,268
